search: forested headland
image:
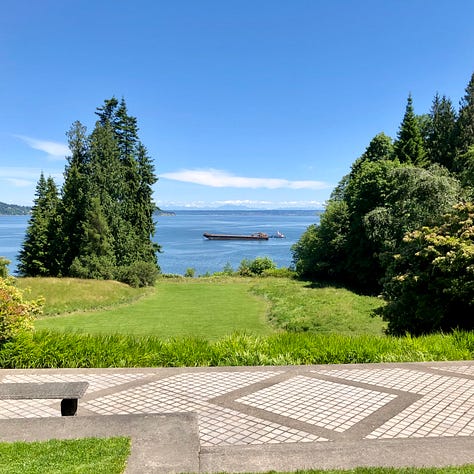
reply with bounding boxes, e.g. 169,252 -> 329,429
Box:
0,202 -> 30,215
292,72 -> 474,335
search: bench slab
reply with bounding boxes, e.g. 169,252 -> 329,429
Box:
0,382 -> 89,416
0,382 -> 88,400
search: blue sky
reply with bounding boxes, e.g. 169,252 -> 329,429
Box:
1,1 -> 474,209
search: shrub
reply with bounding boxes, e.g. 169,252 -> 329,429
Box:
377,202 -> 474,335
116,261 -> 160,287
0,277 -> 43,343
0,257 -> 10,278
184,268 -> 195,278
238,257 -> 277,276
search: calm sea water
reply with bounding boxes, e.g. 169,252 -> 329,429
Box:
0,210 -> 320,276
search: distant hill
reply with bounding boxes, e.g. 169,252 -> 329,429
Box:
0,201 -> 31,215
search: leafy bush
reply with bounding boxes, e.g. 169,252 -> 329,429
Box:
0,257 -> 10,278
377,202 -> 474,335
116,261 -> 160,287
238,257 -> 276,276
0,278 -> 43,343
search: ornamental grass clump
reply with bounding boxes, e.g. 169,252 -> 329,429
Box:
0,277 -> 43,343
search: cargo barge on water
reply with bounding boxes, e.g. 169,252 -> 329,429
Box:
203,232 -> 269,241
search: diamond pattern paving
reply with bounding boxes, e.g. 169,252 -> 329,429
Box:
311,367 -> 474,439
2,364 -> 474,447
236,376 -> 397,432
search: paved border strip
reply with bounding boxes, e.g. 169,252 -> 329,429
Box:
0,413 -> 200,474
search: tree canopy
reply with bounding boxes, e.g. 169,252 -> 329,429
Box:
18,98 -> 160,287
293,71 -> 474,333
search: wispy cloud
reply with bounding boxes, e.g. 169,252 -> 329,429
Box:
0,167 -> 63,188
160,168 -> 330,190
6,178 -> 32,187
15,135 -> 69,160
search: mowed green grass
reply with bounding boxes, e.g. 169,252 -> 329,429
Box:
0,437 -> 130,474
35,278 -> 273,340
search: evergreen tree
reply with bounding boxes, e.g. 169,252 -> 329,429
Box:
426,93 -> 457,170
58,121 -> 90,274
18,173 -> 60,276
69,196 -> 116,280
456,72 -> 474,155
393,94 -> 427,166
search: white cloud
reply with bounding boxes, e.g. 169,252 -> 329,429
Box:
0,167 -> 63,187
6,178 -> 32,187
160,168 -> 330,190
15,135 -> 69,160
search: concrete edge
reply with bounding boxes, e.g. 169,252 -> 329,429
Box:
200,437 -> 474,473
0,413 -> 200,474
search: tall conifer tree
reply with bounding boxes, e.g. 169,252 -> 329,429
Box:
426,94 -> 457,170
393,94 -> 427,166
18,173 -> 60,276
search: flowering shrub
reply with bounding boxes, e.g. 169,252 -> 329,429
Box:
378,202 -> 474,335
0,277 -> 43,343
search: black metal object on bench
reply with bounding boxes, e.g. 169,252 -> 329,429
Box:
0,382 -> 89,416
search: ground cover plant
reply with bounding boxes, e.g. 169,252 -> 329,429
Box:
33,276 -> 384,338
2,330 -> 473,368
2,276 -> 473,368
251,278 -> 386,335
0,436 -> 130,474
34,278 -> 272,340
15,277 -> 150,316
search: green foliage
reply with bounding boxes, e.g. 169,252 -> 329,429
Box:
393,94 -> 427,166
0,437 -> 130,474
2,329 -> 473,368
292,200 -> 349,281
456,72 -> 474,154
184,267 -> 196,278
0,257 -> 10,278
18,98 -> 160,287
0,277 -> 43,343
378,202 -> 474,335
238,257 -> 277,276
426,93 -> 457,170
116,261 -> 160,287
17,173 -> 60,276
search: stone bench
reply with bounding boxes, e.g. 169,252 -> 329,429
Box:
0,382 -> 89,416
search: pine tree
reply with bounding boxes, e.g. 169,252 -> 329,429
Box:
19,97 -> 160,286
393,94 -> 427,166
456,72 -> 474,168
426,93 -> 457,170
69,196 -> 116,280
58,121 -> 90,274
18,173 -> 60,276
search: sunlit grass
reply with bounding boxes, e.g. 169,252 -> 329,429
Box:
251,278 -> 386,335
34,278 -> 273,340
0,437 -> 130,474
16,277 -> 151,316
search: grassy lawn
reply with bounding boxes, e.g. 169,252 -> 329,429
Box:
16,277 -> 151,316
30,276 -> 386,340
34,278 -> 273,340
251,278 -> 386,335
0,437 -> 130,474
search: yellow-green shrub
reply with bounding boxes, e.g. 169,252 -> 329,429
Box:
0,278 -> 43,343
